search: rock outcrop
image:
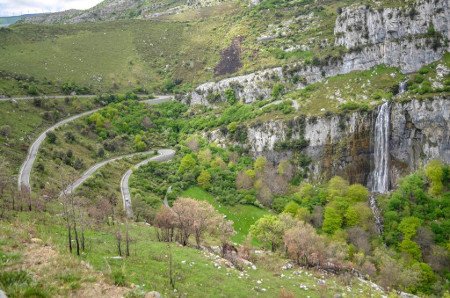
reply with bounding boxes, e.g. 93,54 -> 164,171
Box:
187,0 -> 449,105
207,97 -> 450,189
334,0 -> 449,49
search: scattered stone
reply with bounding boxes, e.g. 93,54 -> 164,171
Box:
144,291 -> 161,298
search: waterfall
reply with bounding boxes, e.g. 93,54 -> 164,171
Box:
369,194 -> 384,234
372,102 -> 390,193
369,102 -> 391,234
399,80 -> 407,94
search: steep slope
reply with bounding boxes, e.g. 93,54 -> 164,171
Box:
20,0 -> 224,24
188,0 -> 449,105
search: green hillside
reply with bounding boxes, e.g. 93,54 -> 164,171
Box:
0,0 -> 416,96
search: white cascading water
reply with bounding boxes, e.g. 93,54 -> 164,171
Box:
372,102 -> 390,193
399,80 -> 407,94
370,102 -> 390,234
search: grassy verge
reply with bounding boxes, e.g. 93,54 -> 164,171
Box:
1,212 -> 385,298
0,97 -> 98,176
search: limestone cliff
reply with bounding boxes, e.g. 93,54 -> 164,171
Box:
188,0 -> 449,105
207,97 -> 450,189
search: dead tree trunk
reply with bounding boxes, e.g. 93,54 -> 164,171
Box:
116,231 -> 122,256
125,221 -> 130,257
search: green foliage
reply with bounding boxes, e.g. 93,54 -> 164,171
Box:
425,160 -> 444,196
253,156 -> 267,173
224,88 -> 237,105
283,201 -> 300,216
327,176 -> 349,199
112,270 -> 127,286
134,135 -> 146,152
46,131 -> 57,144
347,184 -> 369,201
250,215 -> 284,251
398,217 -> 421,240
271,83 -> 285,99
322,206 -> 342,234
399,239 -> 422,260
197,170 -> 211,189
178,154 -> 196,174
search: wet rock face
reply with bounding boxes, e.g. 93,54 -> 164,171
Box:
207,97 -> 450,188
334,0 -> 449,49
187,0 -> 448,105
390,97 -> 450,186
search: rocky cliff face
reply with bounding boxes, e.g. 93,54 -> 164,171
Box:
207,97 -> 450,189
187,0 -> 449,105
334,0 -> 449,49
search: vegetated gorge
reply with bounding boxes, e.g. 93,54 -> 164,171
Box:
0,0 -> 449,297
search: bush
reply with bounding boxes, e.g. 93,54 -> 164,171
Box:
0,125 -> 11,137
46,131 -> 57,144
271,83 -> 285,99
111,270 -> 127,286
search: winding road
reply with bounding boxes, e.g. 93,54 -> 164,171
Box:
60,151 -> 156,197
18,95 -> 173,192
120,149 -> 175,217
0,94 -> 159,102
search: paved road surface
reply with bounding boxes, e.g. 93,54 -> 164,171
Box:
120,149 -> 175,217
60,151 -> 156,197
18,96 -> 173,192
0,94 -> 164,102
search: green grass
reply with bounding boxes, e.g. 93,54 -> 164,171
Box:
182,187 -> 270,243
0,97 -> 98,176
1,212 -> 386,298
284,64 -> 405,115
0,0 -> 393,96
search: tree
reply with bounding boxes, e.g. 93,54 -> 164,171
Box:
399,239 -> 422,260
197,170 -> 211,189
197,149 -> 212,165
236,170 -> 253,190
178,154 -> 196,174
347,227 -> 371,254
398,216 -> 422,240
347,184 -> 369,201
425,160 -> 444,196
191,200 -> 218,248
284,221 -> 325,267
154,206 -> 176,242
47,131 -> 57,144
250,215 -> 284,252
327,176 -> 349,199
283,201 -> 300,216
322,206 -> 343,234
254,156 -> 267,173
134,135 -> 146,151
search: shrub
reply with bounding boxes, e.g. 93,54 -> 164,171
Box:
197,170 -> 211,189
425,160 -> 444,196
271,83 -> 285,99
46,131 -> 57,144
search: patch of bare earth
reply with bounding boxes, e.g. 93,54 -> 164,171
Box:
214,36 -> 244,76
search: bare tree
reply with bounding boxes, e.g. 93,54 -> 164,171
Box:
116,230 -> 122,256
154,205 -> 176,242
125,220 -> 130,257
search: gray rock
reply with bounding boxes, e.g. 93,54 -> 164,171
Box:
144,291 -> 162,298
206,97 -> 450,189
187,0 -> 449,105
